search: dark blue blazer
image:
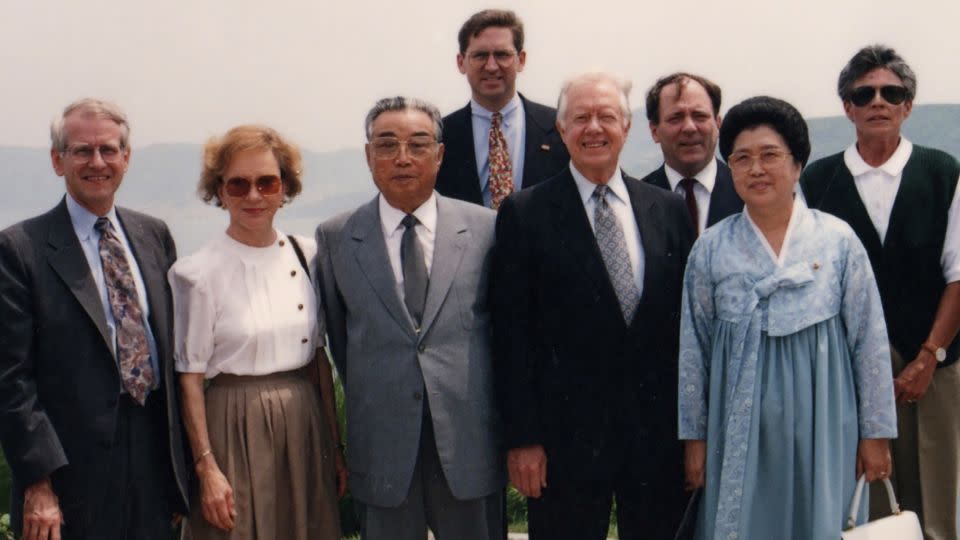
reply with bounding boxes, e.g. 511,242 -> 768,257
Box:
640,158 -> 743,228
435,94 -> 569,206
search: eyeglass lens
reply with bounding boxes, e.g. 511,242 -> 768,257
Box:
849,85 -> 908,107
224,175 -> 282,197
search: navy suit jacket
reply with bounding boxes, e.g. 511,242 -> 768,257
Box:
435,94 -> 569,206
640,158 -> 743,228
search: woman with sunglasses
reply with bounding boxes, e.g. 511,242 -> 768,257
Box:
678,97 -> 897,539
169,125 -> 344,539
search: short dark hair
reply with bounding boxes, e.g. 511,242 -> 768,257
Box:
457,9 -> 524,54
837,44 -> 917,102
645,72 -> 721,124
718,96 -> 810,167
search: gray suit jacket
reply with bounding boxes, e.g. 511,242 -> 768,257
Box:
315,193 -> 503,507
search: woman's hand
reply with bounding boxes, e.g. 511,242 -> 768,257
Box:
857,438 -> 892,482
197,461 -> 237,531
334,447 -> 349,499
684,439 -> 707,491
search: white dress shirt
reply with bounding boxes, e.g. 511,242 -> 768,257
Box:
168,231 -> 321,377
570,163 -> 645,296
844,138 -> 960,282
664,159 -> 717,234
379,192 -> 437,300
471,93 -> 527,207
66,193 -> 161,384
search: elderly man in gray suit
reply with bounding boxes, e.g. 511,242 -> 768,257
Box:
316,96 -> 503,540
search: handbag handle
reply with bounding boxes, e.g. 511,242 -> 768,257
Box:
845,474 -> 901,530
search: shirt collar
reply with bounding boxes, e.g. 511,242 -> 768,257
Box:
570,163 -> 629,207
843,136 -> 913,178
65,192 -> 119,241
470,93 -> 522,123
379,191 -> 438,238
663,158 -> 718,193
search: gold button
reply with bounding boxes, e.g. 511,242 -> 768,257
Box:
298,304 -> 304,310
291,270 -> 297,277
279,240 -> 286,247
301,338 -> 308,344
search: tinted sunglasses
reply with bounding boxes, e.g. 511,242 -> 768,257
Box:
223,175 -> 282,198
848,85 -> 908,107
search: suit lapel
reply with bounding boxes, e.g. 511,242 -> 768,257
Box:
453,104 -> 482,201
625,175 -> 662,318
520,94 -> 554,188
419,196 -> 467,336
45,199 -> 114,356
117,209 -> 170,363
647,166 -> 671,191
349,199 -> 416,335
706,160 -> 743,226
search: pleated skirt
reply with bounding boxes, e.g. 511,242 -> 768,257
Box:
183,366 -> 341,540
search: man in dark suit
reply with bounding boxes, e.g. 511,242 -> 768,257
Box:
493,72 -> 694,540
0,99 -> 188,539
435,9 -> 569,208
641,72 -> 742,235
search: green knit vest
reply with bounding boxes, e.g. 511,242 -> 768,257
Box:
800,145 -> 960,366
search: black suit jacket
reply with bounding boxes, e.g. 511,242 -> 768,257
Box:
640,159 -> 743,228
0,199 -> 189,533
435,94 -> 570,206
492,169 -> 694,492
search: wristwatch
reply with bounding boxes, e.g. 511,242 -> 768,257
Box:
921,341 -> 948,363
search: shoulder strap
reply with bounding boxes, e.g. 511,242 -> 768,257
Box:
287,235 -> 310,279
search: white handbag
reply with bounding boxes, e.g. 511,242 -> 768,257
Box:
841,475 -> 922,539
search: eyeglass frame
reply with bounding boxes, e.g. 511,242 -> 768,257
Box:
846,85 -> 909,107
727,149 -> 794,172
60,143 -> 127,164
464,48 -> 519,68
221,175 -> 284,198
367,136 -> 440,160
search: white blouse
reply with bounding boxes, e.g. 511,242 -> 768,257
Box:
168,231 -> 322,377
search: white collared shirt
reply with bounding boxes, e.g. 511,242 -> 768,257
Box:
844,138 -> 960,282
379,192 -> 437,299
664,159 -> 717,234
471,93 -> 527,207
65,193 -> 161,383
570,163 -> 645,295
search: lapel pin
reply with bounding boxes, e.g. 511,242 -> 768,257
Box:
540,144 -> 551,151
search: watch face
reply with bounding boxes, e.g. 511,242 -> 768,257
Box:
936,348 -> 947,362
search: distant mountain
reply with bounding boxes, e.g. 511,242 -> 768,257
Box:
2,104 -> 957,254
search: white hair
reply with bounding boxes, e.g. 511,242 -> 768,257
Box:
556,72 -> 633,128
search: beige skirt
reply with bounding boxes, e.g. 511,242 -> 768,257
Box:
184,366 -> 341,540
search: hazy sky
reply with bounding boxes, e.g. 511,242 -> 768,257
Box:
2,0 -> 957,153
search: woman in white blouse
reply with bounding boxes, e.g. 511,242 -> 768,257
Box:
169,125 -> 344,539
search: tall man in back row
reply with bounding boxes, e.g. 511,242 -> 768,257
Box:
641,72 -> 742,235
493,72 -> 693,539
0,99 -> 189,539
801,45 -> 960,540
435,9 -> 569,208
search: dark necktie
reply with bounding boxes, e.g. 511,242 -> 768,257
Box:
94,217 -> 155,405
593,185 -> 640,322
488,111 -> 514,209
400,214 -> 428,328
679,177 -> 700,237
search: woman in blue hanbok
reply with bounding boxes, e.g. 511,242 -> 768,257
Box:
678,97 -> 898,540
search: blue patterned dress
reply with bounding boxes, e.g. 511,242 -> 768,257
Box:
678,200 -> 897,540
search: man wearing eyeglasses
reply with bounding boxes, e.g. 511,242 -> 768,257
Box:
316,97 -> 502,540
641,73 -> 742,236
0,99 -> 188,539
801,45 -> 960,540
435,9 -> 569,209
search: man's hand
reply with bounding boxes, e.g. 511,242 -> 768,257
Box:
197,463 -> 237,531
23,478 -> 63,540
894,352 -> 936,404
857,438 -> 892,482
507,445 -> 547,498
684,440 -> 706,491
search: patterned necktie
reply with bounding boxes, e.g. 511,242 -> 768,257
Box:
679,177 -> 700,237
94,217 -> 155,405
593,185 -> 640,322
400,214 -> 428,328
487,111 -> 514,209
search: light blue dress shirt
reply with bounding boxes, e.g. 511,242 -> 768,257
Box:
471,93 -> 527,208
65,194 -> 161,390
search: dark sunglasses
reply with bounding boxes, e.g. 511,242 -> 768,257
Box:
223,175 -> 282,198
848,85 -> 908,107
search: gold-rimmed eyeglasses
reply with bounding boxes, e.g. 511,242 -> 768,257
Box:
62,143 -> 126,163
466,49 -> 518,68
369,137 -> 438,160
728,149 -> 792,172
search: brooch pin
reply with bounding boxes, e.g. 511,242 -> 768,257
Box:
540,144 -> 551,151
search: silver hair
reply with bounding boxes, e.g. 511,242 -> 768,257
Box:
364,96 -> 444,142
837,44 -> 917,102
556,72 -> 633,128
50,98 -> 131,153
